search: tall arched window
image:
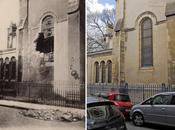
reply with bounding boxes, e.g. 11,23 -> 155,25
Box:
41,15 -> 54,39
100,61 -> 106,83
36,15 -> 54,62
0,58 -> 3,80
4,57 -> 10,80
141,18 -> 153,67
94,62 -> 99,83
10,56 -> 16,80
107,60 -> 112,83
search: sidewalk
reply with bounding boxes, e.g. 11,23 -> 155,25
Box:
0,100 -> 84,116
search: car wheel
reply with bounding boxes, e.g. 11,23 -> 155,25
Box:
132,112 -> 144,126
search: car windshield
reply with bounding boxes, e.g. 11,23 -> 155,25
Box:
115,95 -> 130,102
87,104 -> 119,120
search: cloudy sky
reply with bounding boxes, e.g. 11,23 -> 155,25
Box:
0,0 -> 19,49
88,0 -> 115,13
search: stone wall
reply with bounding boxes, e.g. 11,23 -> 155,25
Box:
114,0 -> 170,84
18,0 -> 84,85
87,50 -> 118,84
167,15 -> 175,84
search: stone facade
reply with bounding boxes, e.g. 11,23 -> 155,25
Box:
17,0 -> 84,86
87,0 -> 175,85
0,23 -> 18,81
87,49 -> 118,84
166,2 -> 175,84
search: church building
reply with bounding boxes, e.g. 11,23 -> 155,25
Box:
0,0 -> 85,87
88,0 -> 175,85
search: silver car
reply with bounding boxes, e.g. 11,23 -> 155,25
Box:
130,92 -> 175,127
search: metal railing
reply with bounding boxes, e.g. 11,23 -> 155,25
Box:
0,81 -> 85,109
88,83 -> 175,104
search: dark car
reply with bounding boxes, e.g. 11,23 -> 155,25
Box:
130,92 -> 175,127
87,96 -> 127,130
94,92 -> 133,119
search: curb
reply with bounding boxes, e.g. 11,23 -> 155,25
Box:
0,100 -> 85,116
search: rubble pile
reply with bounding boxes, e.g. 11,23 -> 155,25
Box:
20,109 -> 83,122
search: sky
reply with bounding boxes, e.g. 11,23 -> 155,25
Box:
88,0 -> 116,13
0,0 -> 19,49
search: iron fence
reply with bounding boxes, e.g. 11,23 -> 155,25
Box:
0,81 -> 85,109
88,83 -> 175,104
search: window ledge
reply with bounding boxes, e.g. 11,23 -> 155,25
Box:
139,66 -> 154,71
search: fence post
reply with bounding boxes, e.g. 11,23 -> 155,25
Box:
161,83 -> 166,92
142,85 -> 145,101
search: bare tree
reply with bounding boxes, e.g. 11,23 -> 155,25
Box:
87,4 -> 115,52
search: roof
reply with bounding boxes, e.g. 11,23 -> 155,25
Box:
114,18 -> 123,32
87,96 -> 110,104
87,48 -> 112,56
166,2 -> 175,17
158,92 -> 175,95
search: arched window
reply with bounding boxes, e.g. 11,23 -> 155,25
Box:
35,15 -> 54,61
4,57 -> 10,80
10,56 -> 16,80
41,15 -> 54,39
0,58 -> 3,80
94,62 -> 99,83
100,61 -> 106,83
140,18 -> 153,67
107,60 -> 112,83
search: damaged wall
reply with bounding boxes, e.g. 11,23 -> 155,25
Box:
18,0 -> 84,85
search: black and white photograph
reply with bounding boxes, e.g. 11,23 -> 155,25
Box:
87,0 -> 175,130
0,0 -> 85,130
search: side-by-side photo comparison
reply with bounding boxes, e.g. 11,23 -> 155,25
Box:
0,0 -> 175,130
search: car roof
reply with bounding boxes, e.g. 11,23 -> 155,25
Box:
95,92 -> 129,95
108,92 -> 129,95
87,97 -> 115,107
156,92 -> 175,95
87,96 -> 109,104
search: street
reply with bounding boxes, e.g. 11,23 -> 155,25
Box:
126,121 -> 175,130
0,106 -> 84,130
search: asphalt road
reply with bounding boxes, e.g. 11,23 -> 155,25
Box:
126,121 -> 175,130
0,106 -> 84,130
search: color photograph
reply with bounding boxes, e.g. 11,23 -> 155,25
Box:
87,0 -> 175,130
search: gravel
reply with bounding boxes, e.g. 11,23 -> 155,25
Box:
20,109 -> 84,122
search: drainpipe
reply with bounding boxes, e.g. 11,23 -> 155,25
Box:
120,0 -> 126,84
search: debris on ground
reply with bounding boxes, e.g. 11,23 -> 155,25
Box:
20,109 -> 84,122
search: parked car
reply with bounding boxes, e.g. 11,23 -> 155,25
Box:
94,92 -> 133,119
130,92 -> 175,127
87,96 -> 127,130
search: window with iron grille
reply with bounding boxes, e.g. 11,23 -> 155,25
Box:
141,18 -> 153,67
